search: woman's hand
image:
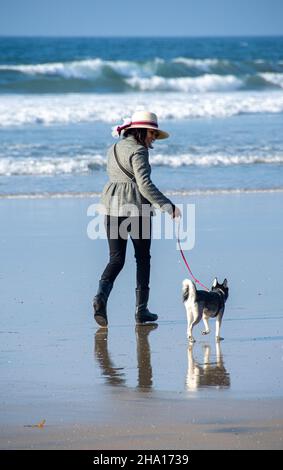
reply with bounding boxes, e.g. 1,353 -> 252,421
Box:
172,206 -> 182,219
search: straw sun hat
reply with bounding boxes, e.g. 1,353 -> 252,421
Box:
112,111 -> 169,139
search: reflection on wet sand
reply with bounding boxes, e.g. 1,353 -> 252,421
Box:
186,342 -> 230,391
94,328 -> 126,387
135,324 -> 158,390
95,328 -> 230,393
94,325 -> 158,391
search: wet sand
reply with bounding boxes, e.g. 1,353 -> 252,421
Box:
0,192 -> 283,449
1,396 -> 283,450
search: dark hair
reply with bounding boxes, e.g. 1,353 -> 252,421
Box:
123,128 -> 148,147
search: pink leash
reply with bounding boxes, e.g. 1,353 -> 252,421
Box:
176,219 -> 210,291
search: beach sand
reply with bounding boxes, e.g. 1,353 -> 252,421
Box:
0,192 -> 283,449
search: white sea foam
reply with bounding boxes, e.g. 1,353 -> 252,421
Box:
126,74 -> 242,92
150,153 -> 283,167
0,151 -> 282,177
0,57 -> 211,74
0,58 -> 159,79
260,73 -> 283,88
0,60 -> 103,78
0,155 -> 105,176
172,57 -> 222,69
1,57 -> 276,79
1,91 -> 283,127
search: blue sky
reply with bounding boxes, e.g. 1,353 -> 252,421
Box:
0,0 -> 282,36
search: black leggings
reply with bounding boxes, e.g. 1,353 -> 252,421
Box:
101,216 -> 152,289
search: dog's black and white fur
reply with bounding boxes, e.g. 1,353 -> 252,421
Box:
182,278 -> 229,342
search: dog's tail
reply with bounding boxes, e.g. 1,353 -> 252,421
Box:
182,279 -> 196,303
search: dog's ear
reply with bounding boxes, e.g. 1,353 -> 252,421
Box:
212,277 -> 218,288
223,278 -> 228,287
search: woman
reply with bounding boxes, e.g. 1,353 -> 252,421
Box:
93,111 -> 181,327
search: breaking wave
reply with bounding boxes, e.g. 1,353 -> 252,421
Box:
1,152 -> 282,177
1,90 -> 283,127
1,57 -> 283,93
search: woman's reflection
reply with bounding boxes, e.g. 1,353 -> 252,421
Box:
94,328 -> 126,386
94,324 -> 158,390
186,342 -> 230,391
135,324 -> 157,390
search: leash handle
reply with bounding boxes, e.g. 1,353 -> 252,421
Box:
176,219 -> 209,291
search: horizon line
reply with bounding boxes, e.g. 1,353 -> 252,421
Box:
0,34 -> 283,39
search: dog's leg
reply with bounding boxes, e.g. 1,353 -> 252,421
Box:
188,306 -> 201,343
187,315 -> 195,343
202,315 -> 210,336
186,307 -> 193,340
215,310 -> 224,341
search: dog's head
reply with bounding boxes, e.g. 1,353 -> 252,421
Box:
211,277 -> 229,301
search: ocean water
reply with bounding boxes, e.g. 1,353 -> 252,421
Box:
0,36 -> 283,197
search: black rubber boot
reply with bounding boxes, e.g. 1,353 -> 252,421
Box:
135,288 -> 158,324
93,280 -> 113,327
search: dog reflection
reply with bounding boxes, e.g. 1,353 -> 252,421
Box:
94,325 -> 157,390
186,342 -> 230,391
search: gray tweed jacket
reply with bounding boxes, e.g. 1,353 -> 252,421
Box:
101,135 -> 174,216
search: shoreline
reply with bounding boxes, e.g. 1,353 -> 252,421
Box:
1,187 -> 283,199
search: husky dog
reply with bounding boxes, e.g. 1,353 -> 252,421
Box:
182,278 -> 229,342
